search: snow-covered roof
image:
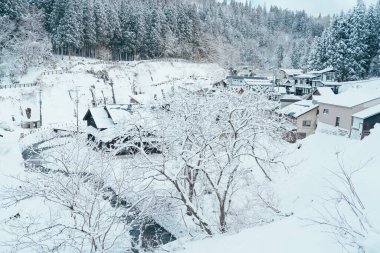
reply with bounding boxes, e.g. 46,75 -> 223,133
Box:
309,67 -> 334,74
336,78 -> 380,93
280,94 -> 302,101
88,107 -> 114,129
244,78 -> 272,86
314,87 -> 334,97
295,74 -> 317,79
321,81 -> 342,87
318,90 -> 380,108
106,104 -> 133,125
352,104 -> 380,119
280,100 -> 318,118
86,125 -> 120,143
279,69 -> 303,76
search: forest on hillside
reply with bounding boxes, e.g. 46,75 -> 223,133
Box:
0,0 -> 328,77
4,0 -> 380,82
309,0 -> 380,81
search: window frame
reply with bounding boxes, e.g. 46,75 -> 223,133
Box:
302,120 -> 312,127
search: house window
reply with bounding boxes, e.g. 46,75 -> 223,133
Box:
335,117 -> 340,127
302,120 -> 312,127
323,109 -> 329,114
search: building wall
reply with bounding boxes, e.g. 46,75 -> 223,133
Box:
319,98 -> 380,130
351,114 -> 380,140
350,117 -> 364,140
296,107 -> 318,137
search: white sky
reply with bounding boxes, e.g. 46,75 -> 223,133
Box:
248,0 -> 378,16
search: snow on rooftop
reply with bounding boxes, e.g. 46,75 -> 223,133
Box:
338,78 -> 380,93
106,104 -> 133,125
280,94 -> 302,101
352,104 -> 380,119
89,107 -> 114,129
314,87 -> 334,97
244,78 -> 272,86
279,69 -> 303,76
280,100 -> 318,118
295,74 -> 317,79
309,67 -> 334,74
318,89 -> 380,108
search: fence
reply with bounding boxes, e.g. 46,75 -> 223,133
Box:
151,78 -> 181,87
0,83 -> 38,89
87,58 -> 191,67
42,69 -> 70,75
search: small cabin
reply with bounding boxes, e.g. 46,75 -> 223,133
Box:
83,107 -> 114,130
350,104 -> 380,140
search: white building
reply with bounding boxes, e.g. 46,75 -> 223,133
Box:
350,104 -> 380,140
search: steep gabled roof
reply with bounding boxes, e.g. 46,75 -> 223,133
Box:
83,107 -> 114,129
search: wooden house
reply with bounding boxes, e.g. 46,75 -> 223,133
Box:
83,105 -> 159,154
280,100 -> 319,139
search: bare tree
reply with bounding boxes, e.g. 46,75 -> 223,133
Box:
0,134 -> 149,253
123,89 -> 289,235
310,154 -> 378,252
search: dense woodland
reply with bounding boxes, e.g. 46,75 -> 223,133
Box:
1,0 -> 328,72
3,0 -> 380,81
309,0 -> 380,81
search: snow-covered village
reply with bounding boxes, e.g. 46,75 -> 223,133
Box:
1,0 -> 380,252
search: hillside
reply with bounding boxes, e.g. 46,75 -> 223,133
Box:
0,0 -> 328,78
0,57 -> 226,129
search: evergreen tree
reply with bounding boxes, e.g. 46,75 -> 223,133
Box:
0,0 -> 27,19
15,0 -> 330,65
83,0 -> 96,57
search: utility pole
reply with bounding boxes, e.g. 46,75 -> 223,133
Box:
109,79 -> 116,104
39,81 -> 42,127
69,85 -> 80,133
75,87 -> 79,133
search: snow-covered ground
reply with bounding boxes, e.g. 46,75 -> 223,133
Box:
159,125 -> 380,253
1,58 -> 380,252
0,57 -> 227,252
0,57 -> 226,128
